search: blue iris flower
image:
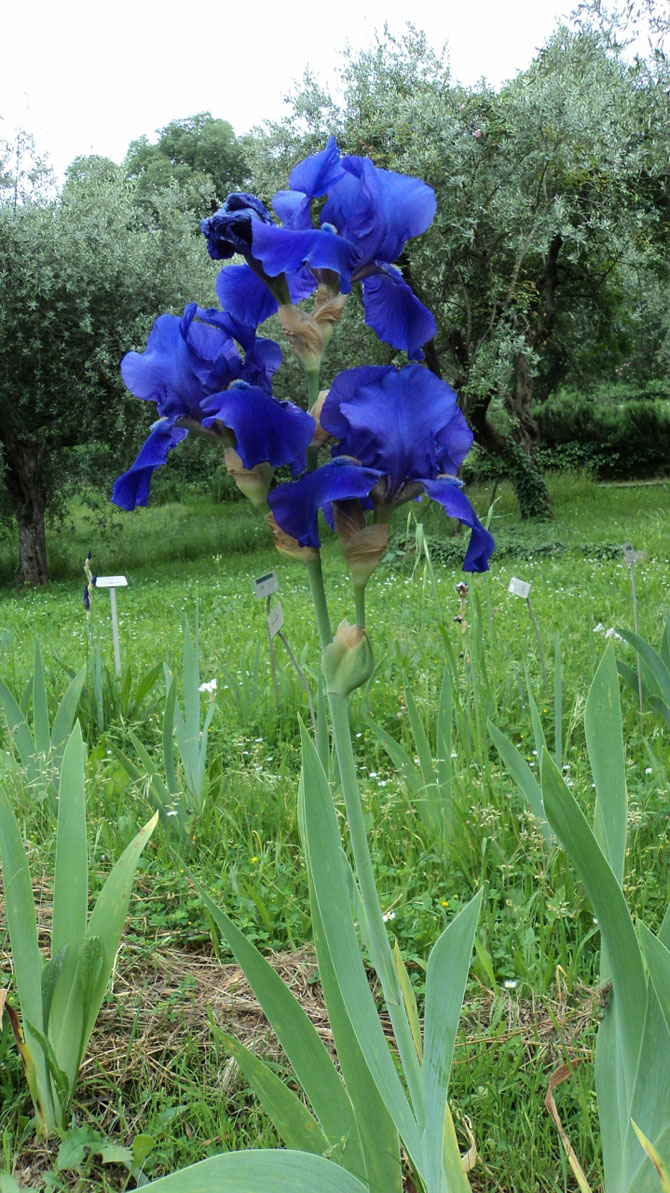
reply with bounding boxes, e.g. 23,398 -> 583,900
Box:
202,138 -> 437,360
112,303 -> 314,511
267,365 -> 495,573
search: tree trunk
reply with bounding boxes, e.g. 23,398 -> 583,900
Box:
3,437 -> 48,584
464,392 -> 552,520
508,353 -> 540,454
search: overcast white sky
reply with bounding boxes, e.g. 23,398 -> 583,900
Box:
3,0 -> 576,179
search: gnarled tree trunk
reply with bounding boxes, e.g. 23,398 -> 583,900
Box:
2,436 -> 48,584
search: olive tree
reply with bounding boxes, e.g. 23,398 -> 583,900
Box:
0,153 -> 217,583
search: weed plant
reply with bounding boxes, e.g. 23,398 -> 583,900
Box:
1,474 -> 669,1190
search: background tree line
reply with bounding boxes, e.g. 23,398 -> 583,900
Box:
1,6 -> 669,583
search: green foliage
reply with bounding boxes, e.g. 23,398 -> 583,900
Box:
494,646 -> 670,1190
251,22 -> 670,513
0,724 -> 157,1133
0,152 -> 217,582
123,113 -> 248,215
0,639 -> 86,802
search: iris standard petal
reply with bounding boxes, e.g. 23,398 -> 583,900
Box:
287,136 -> 344,197
361,268 -> 437,359
272,189 -> 314,231
216,265 -> 280,326
251,222 -> 361,286
112,422 -> 188,511
201,383 -> 315,475
323,364 -> 467,494
348,157 -> 436,262
323,156 -> 436,264
268,457 -> 383,548
421,477 -> 495,572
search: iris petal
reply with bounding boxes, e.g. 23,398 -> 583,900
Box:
421,477 -> 495,572
112,422 -> 188,511
272,189 -> 314,230
323,365 -> 470,492
288,136 -> 344,197
216,265 -> 279,325
268,457 -> 383,547
361,269 -> 437,359
323,156 -> 436,263
251,222 -> 361,286
201,384 -> 315,476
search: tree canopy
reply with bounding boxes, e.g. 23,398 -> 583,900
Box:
0,154 -> 218,583
123,113 -> 248,214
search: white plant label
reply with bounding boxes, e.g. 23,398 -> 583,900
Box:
95,575 -> 128,588
622,543 -> 644,566
254,571 -> 279,598
508,577 -> 531,599
267,602 -> 284,639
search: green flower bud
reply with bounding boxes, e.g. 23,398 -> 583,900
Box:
322,620 -> 374,697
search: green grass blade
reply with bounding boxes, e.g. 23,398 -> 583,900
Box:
213,1025 -> 331,1156
639,923 -> 670,1037
0,676 -> 37,775
0,780 -> 48,1105
51,665 -> 87,749
162,672 -> 179,796
435,666 -> 453,822
189,875 -> 359,1149
554,635 -> 563,770
585,645 -> 627,884
487,719 -> 552,841
365,717 -> 421,795
393,941 -> 422,1062
422,890 -> 482,1193
140,1149 -> 371,1192
405,686 -> 435,788
80,812 -> 158,1052
661,619 -> 670,671
307,866 -> 400,1192
541,748 -> 646,1097
52,725 -> 88,957
316,669 -> 330,772
50,725 -> 88,1083
525,668 -> 546,762
32,641 -> 51,759
617,627 -> 670,711
299,725 -> 422,1162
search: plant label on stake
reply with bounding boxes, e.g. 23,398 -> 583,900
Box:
622,543 -> 645,712
94,576 -> 128,676
268,602 -> 284,639
253,571 -> 279,599
508,577 -> 531,599
252,575 -> 317,734
508,577 -> 550,696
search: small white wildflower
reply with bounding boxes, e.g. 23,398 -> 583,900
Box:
645,767 -> 653,775
504,979 -> 517,990
605,628 -> 623,641
383,911 -> 396,923
167,810 -> 179,818
593,622 -> 604,633
198,678 -> 217,694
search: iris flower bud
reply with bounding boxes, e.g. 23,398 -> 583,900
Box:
322,620 -> 374,697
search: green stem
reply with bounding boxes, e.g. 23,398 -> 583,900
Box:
306,556 -> 332,650
354,584 -> 366,627
328,690 -> 425,1121
306,367 -> 320,411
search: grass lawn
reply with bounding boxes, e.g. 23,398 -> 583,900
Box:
1,472 -> 669,1191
